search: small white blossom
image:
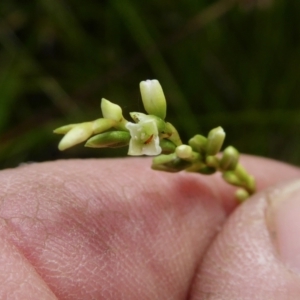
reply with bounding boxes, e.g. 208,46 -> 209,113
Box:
126,119 -> 162,156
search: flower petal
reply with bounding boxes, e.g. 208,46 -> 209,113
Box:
126,120 -> 162,156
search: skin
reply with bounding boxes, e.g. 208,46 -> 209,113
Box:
0,156 -> 300,299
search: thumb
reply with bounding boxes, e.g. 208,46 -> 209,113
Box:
190,178 -> 300,300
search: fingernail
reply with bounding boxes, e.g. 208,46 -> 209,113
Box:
267,179 -> 300,274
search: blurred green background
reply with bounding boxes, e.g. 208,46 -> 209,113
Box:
0,0 -> 299,169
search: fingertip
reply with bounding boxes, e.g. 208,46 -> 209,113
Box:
190,178 -> 300,299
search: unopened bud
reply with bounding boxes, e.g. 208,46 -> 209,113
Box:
164,122 -> 182,146
53,124 -> 77,134
140,79 -> 167,120
222,171 -> 241,186
220,146 -> 239,171
101,98 -> 124,122
206,126 -> 225,156
197,166 -> 216,175
152,153 -> 191,172
92,118 -> 116,134
160,139 -> 176,154
206,155 -> 219,168
85,131 -> 130,148
188,134 -> 207,153
235,165 -> 255,193
235,189 -> 249,202
175,145 -> 193,159
58,122 -> 93,151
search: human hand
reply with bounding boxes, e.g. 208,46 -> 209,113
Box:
0,156 -> 300,299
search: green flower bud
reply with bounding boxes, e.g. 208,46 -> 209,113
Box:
163,122 -> 182,146
58,122 -> 93,151
235,189 -> 250,202
220,146 -> 239,171
85,131 -> 130,148
101,98 -> 124,122
234,165 -> 255,193
175,145 -> 202,164
175,145 -> 193,159
206,155 -> 219,168
247,175 -> 256,194
53,124 -> 77,134
206,126 -> 225,156
152,153 -> 192,173
140,79 -> 167,120
100,98 -> 128,131
160,139 -> 176,154
188,134 -> 207,154
185,161 -> 207,172
235,164 -> 248,181
222,171 -> 242,186
92,118 -> 116,134
197,166 -> 216,175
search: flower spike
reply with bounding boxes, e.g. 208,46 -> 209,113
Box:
54,79 -> 256,202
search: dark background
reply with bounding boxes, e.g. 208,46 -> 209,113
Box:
0,0 -> 299,169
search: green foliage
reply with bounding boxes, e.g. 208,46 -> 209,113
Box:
0,0 -> 300,169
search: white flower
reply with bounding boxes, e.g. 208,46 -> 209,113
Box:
126,119 -> 162,156
140,79 -> 167,119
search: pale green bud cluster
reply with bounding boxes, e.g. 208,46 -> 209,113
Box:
54,119 -> 115,151
152,126 -> 255,202
54,100 -> 126,151
54,80 -> 180,156
54,79 -> 256,202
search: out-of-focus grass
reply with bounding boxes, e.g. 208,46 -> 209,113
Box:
0,0 -> 299,169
